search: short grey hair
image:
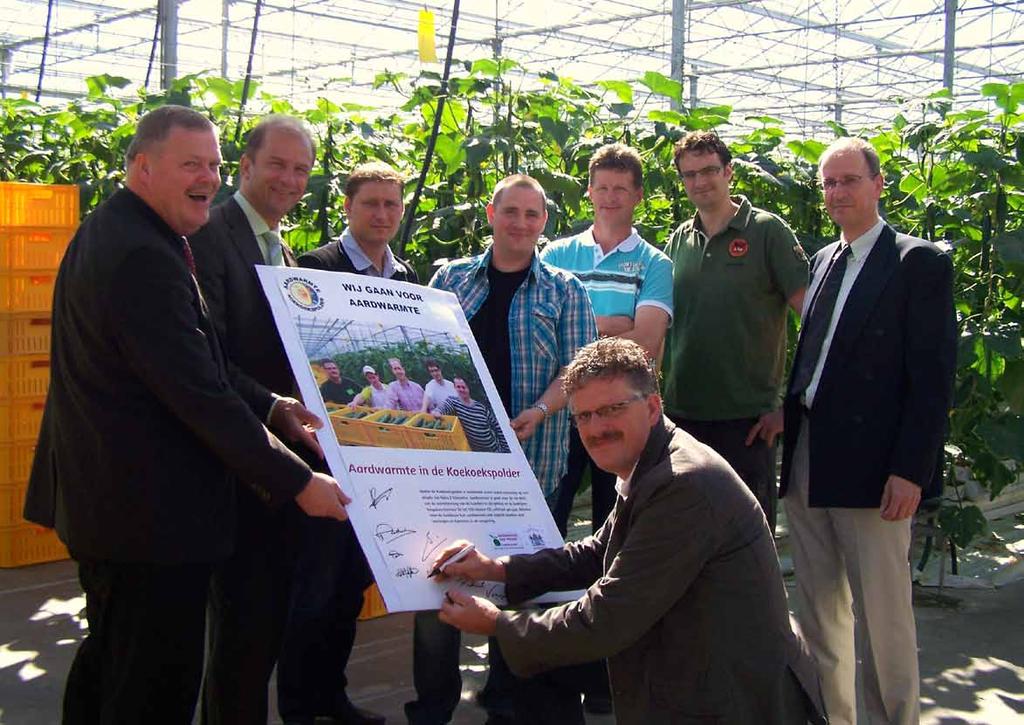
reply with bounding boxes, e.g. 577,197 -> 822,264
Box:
563,338 -> 659,397
126,105 -> 215,163
819,137 -> 881,178
243,114 -> 316,160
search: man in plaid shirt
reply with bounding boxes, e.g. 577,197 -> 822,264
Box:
405,174 -> 597,725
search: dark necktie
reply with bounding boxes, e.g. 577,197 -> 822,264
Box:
791,244 -> 852,397
181,237 -> 197,275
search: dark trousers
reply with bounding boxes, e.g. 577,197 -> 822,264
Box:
63,559 -> 211,725
671,415 -> 778,533
201,493 -> 297,725
276,515 -> 373,719
405,613 -> 585,725
406,611 -> 463,725
551,427 -> 617,538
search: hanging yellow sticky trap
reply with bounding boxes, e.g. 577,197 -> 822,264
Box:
418,9 -> 438,63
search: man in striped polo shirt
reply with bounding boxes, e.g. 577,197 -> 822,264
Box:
539,143 -> 672,715
439,377 -> 510,453
540,143 -> 673,537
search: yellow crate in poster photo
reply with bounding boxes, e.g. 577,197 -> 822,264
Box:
404,412 -> 471,452
329,405 -> 376,446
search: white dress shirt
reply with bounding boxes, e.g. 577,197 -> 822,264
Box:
802,218 -> 885,408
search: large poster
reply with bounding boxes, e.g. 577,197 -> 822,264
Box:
257,266 -> 574,612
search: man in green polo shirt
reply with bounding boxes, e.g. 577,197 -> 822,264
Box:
662,130 -> 808,532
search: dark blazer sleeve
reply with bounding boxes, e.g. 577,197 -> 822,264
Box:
890,244 -> 956,486
108,242 -> 309,504
496,467 -> 718,676
296,245 -> 333,270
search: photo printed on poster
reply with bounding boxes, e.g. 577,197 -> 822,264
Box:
257,266 -> 578,612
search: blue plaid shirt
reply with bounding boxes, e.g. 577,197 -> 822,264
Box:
430,248 -> 597,497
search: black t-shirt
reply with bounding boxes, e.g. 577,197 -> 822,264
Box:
319,377 -> 361,404
470,264 -> 530,413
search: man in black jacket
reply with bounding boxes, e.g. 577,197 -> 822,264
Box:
191,115 -> 384,725
24,105 -> 348,725
780,137 -> 956,725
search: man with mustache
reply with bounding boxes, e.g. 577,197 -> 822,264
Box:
662,130 -> 809,533
436,338 -> 825,725
24,105 -> 348,724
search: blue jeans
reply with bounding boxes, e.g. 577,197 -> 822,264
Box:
276,515 -> 372,719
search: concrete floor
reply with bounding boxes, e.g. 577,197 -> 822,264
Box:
1,533 -> 1022,724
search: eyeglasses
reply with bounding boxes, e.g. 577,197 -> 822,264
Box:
569,393 -> 646,426
820,174 -> 876,191
679,165 -> 723,182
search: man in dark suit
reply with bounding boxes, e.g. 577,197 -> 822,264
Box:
23,105 -> 349,724
779,137 -> 957,725
436,338 -> 824,725
278,160 -> 416,725
191,115 -> 384,725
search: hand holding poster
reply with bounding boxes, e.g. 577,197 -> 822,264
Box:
257,266 -> 575,612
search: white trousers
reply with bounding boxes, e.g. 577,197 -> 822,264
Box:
785,417 -> 920,725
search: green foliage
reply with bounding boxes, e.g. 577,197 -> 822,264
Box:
4,68 -> 1022,551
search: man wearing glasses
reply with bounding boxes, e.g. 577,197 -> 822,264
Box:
779,138 -> 955,725
434,338 -> 825,724
661,130 -> 809,532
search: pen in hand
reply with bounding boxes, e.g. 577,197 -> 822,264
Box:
428,543 -> 476,578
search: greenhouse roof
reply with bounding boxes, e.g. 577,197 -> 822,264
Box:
1,0 -> 1022,133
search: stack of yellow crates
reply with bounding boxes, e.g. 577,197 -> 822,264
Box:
0,181 -> 78,567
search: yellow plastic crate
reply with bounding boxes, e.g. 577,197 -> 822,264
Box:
404,413 -> 471,451
0,272 -> 57,313
357,582 -> 388,620
0,182 -> 79,228
0,398 -> 46,441
0,228 -> 74,271
0,355 -> 50,399
328,406 -> 376,446
0,314 -> 51,355
0,523 -> 68,567
364,409 -> 415,448
0,441 -> 35,487
0,484 -> 28,526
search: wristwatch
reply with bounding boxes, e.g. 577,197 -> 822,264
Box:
532,401 -> 550,419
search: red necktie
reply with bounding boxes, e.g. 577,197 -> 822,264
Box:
181,237 -> 197,275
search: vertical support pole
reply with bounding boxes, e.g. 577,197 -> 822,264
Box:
0,48 -> 10,100
943,0 -> 957,91
689,73 -> 698,110
221,0 -> 231,77
671,0 -> 686,111
159,0 -> 179,90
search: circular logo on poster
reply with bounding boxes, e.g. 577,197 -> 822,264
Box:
284,277 -> 324,311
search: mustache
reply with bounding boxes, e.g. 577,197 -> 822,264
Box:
585,431 -> 623,446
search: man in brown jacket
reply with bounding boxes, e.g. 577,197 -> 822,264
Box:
437,338 -> 825,724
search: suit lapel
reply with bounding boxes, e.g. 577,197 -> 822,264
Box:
223,198 -> 266,271
814,224 -> 899,401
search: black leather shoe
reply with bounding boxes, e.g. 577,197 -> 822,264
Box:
330,701 -> 386,725
582,692 -> 613,715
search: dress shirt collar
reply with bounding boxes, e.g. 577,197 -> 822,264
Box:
839,217 -> 885,263
233,190 -> 274,238
340,227 -> 396,278
615,462 -> 639,500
